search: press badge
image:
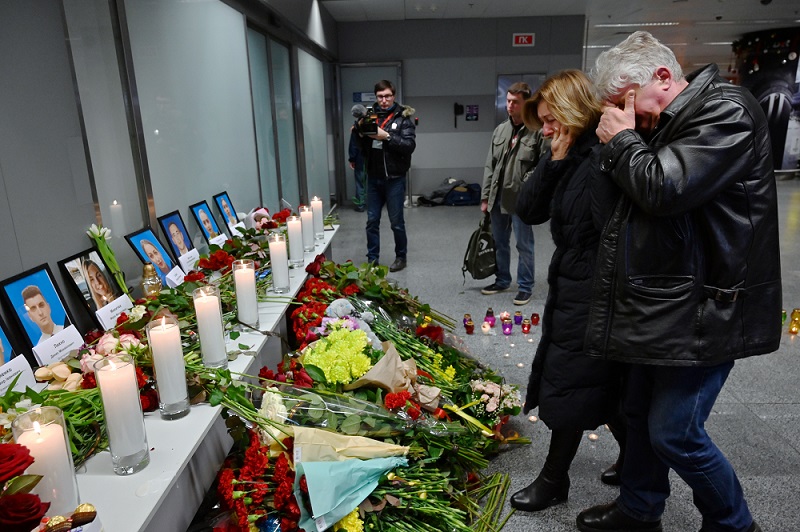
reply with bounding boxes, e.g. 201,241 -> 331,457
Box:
372,139 -> 383,149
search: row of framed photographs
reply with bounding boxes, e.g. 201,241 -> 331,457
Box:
0,191 -> 243,365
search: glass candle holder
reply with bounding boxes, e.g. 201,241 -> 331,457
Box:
94,355 -> 150,475
531,312 -> 540,326
465,319 -> 475,335
792,308 -> 800,321
782,309 -> 787,324
514,311 -> 523,325
193,285 -> 228,368
311,196 -> 324,240
521,318 -> 531,334
463,313 -> 472,326
481,321 -> 492,335
141,263 -> 162,297
11,406 -> 80,515
146,316 -> 190,420
790,319 -> 800,335
484,308 -> 496,327
232,259 -> 259,328
286,216 -> 304,266
502,318 -> 513,335
268,234 -> 290,294
300,206 -> 315,252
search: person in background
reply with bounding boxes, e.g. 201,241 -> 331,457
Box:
480,82 -> 545,306
358,80 -> 416,272
577,31 -> 780,532
510,70 -> 624,513
349,106 -> 367,212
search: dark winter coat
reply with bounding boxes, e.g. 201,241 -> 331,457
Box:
359,103 -> 416,178
585,64 -> 782,366
516,131 -> 622,430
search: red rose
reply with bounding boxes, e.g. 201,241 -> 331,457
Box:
0,443 -> 34,484
0,493 -> 50,532
116,312 -> 129,326
139,388 -> 159,412
81,372 -> 97,389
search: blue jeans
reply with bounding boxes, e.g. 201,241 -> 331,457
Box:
366,175 -> 406,264
353,162 -> 366,207
617,361 -> 753,532
489,201 -> 534,292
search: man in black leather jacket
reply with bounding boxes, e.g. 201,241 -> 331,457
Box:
577,32 -> 779,532
358,80 -> 416,272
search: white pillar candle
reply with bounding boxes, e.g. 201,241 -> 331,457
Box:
146,317 -> 189,408
109,200 -> 126,237
300,206 -> 315,252
192,286 -> 228,368
311,196 -> 324,239
286,216 -> 303,265
268,234 -> 290,293
13,407 -> 79,516
95,356 -> 148,458
233,260 -> 259,326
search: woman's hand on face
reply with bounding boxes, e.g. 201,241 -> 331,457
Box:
550,126 -> 573,161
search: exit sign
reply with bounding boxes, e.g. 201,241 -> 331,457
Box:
513,33 -> 535,47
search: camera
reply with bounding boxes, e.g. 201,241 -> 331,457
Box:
352,104 -> 387,135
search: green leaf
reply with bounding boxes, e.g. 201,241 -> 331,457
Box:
5,474 -> 43,495
230,331 -> 240,341
303,364 -> 326,383
208,387 -> 225,407
340,414 -> 362,435
238,343 -> 250,350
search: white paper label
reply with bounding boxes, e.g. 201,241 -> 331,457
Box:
95,294 -> 134,331
229,221 -> 246,236
0,355 -> 37,394
165,266 -> 186,288
314,515 -> 328,532
210,234 -> 227,247
32,325 -> 84,366
179,248 -> 200,272
293,446 -> 302,464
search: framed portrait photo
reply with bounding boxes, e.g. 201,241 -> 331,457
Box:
124,227 -> 175,285
212,191 -> 240,227
157,210 -> 195,261
190,200 -> 225,244
0,316 -> 18,364
57,249 -> 124,322
0,264 -> 76,352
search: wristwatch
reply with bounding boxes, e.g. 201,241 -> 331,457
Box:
385,133 -> 391,142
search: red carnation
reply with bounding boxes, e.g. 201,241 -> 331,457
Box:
81,372 -> 97,389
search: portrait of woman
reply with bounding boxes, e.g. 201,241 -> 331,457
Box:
82,258 -> 119,309
158,210 -> 195,260
125,228 -> 176,285
213,191 -> 239,226
190,200 -> 224,243
58,249 -> 124,320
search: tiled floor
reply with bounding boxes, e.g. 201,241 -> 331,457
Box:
330,180 -> 800,532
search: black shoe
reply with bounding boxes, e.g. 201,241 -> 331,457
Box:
509,476 -> 569,512
481,283 -> 509,295
700,522 -> 761,532
577,502 -> 662,532
513,291 -> 532,305
600,463 -> 621,486
354,205 -> 365,212
389,258 -> 406,272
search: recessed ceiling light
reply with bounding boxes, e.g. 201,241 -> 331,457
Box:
594,22 -> 680,28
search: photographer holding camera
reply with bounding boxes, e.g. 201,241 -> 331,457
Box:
356,79 -> 416,272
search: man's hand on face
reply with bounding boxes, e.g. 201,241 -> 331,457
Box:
597,89 -> 636,144
368,127 -> 390,141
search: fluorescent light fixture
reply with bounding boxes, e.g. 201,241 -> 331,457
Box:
584,45 -> 612,49
594,22 -> 680,28
702,42 -> 733,46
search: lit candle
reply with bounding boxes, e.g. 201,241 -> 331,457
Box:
481,321 -> 492,335
514,311 -> 523,325
193,286 -> 228,368
300,206 -> 315,252
464,319 -> 474,335
109,200 -> 126,237
94,355 -> 150,474
311,196 -> 324,240
502,319 -> 513,335
484,308 -> 496,327
12,407 -> 79,516
531,313 -> 540,326
286,216 -> 304,266
233,260 -> 259,326
146,316 -> 189,419
521,318 -> 531,334
268,234 -> 290,293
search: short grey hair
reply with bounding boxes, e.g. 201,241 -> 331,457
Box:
592,31 -> 684,102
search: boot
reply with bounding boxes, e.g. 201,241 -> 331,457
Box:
510,429 -> 582,512
600,416 -> 627,486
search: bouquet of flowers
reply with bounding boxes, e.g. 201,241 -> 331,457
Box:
0,443 -> 49,532
465,378 -> 522,428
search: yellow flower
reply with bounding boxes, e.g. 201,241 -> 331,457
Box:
334,508 -> 364,532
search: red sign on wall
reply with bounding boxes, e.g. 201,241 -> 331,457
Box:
513,33 -> 535,47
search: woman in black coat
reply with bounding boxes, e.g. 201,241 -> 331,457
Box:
510,70 -> 624,512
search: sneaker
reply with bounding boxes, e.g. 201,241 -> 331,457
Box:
354,204 -> 365,212
481,283 -> 509,295
389,258 -> 407,272
513,291 -> 532,305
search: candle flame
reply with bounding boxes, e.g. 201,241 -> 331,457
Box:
112,199 -> 118,205
160,316 -> 166,330
33,421 -> 42,434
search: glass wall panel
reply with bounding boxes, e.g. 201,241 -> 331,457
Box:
297,48 -> 330,212
247,29 -> 280,213
124,0 -> 259,246
269,39 -> 300,210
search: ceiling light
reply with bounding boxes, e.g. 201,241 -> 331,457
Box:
594,22 -> 680,28
702,42 -> 733,46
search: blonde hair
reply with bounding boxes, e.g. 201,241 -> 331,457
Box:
523,70 -> 601,137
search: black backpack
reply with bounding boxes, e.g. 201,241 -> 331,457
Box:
463,213 -> 497,281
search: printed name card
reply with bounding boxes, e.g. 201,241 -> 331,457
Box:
31,325 -> 84,366
179,248 -> 200,273
165,266 -> 187,288
229,222 -> 246,236
0,355 -> 37,394
96,294 -> 134,331
210,234 -> 227,247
